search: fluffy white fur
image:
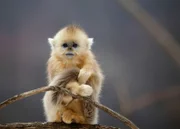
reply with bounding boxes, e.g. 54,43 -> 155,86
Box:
43,76 -> 93,122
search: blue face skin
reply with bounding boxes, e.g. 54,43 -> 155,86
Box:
62,42 -> 78,58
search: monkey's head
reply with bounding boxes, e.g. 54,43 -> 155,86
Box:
48,25 -> 93,59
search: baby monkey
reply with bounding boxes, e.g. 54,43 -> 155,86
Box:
43,25 -> 104,124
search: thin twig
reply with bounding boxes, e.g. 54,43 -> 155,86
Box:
118,0 -> 180,67
0,86 -> 139,129
0,86 -> 54,110
132,86 -> 180,112
0,122 -> 120,129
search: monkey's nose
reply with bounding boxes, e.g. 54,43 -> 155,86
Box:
68,47 -> 73,51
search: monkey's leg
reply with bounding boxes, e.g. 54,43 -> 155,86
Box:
61,94 -> 73,106
62,109 -> 85,124
62,99 -> 86,124
83,98 -> 98,124
43,91 -> 64,122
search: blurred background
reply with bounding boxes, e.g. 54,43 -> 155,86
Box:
0,0 -> 180,129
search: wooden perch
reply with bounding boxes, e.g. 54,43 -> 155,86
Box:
0,86 -> 139,129
0,122 -> 120,129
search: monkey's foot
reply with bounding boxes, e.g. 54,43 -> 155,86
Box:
54,110 -> 62,122
62,110 -> 85,124
61,95 -> 73,106
78,84 -> 93,97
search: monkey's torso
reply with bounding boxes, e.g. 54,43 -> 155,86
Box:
43,51 -> 103,124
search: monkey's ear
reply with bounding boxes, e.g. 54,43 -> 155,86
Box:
88,38 -> 94,49
48,38 -> 55,50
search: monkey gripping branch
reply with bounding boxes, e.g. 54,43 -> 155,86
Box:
0,25 -> 139,129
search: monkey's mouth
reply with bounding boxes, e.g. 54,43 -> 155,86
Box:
65,52 -> 74,58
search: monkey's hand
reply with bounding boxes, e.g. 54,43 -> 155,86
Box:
78,68 -> 92,84
66,82 -> 93,97
78,84 -> 93,97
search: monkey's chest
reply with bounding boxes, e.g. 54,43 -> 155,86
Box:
52,60 -> 83,77
61,60 -> 83,69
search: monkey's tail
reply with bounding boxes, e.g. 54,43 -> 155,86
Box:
49,68 -> 80,105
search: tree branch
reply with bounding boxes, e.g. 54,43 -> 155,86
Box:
118,0 -> 180,67
132,86 -> 180,112
0,122 -> 120,129
0,86 -> 139,129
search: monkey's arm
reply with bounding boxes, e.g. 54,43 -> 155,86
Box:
78,52 -> 97,84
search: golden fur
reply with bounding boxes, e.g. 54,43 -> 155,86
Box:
43,24 -> 104,124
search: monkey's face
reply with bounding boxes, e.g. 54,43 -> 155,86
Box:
49,25 -> 93,60
53,31 -> 89,59
58,41 -> 81,59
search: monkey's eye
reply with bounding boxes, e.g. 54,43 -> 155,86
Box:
72,42 -> 78,48
62,43 -> 68,48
